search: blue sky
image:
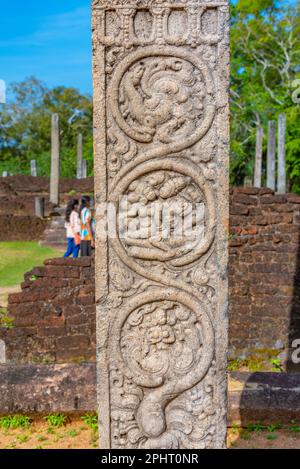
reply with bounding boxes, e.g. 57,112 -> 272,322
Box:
0,0 -> 296,97
0,1 -> 92,95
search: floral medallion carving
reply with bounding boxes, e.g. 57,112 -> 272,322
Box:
110,288 -> 214,448
111,159 -> 216,277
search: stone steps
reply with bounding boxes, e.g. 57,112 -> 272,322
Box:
40,206 -> 67,249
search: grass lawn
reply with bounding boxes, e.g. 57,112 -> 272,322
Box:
0,242 -> 62,288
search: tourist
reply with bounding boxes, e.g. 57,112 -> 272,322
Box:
80,195 -> 95,257
91,208 -> 96,243
63,199 -> 81,259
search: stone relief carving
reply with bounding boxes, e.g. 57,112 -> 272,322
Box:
110,361 -> 218,449
94,1 -> 225,47
119,57 -> 206,144
94,0 -> 229,449
110,289 -> 214,448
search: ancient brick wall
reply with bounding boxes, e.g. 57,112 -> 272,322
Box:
0,258 -> 96,364
1,189 -> 299,366
229,188 -> 300,364
0,176 -> 94,241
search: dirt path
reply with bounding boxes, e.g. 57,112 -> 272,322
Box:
0,419 -> 98,450
0,417 -> 300,449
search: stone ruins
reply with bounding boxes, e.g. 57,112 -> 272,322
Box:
93,0 -> 230,449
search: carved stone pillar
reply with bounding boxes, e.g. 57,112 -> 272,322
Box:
93,0 -> 230,449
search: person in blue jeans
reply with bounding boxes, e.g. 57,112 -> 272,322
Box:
64,199 -> 81,259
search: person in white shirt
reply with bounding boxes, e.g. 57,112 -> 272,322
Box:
64,199 -> 81,259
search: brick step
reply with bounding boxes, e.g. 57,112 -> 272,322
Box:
49,220 -> 65,227
44,229 -> 66,239
39,241 -> 66,249
40,211 -> 68,247
42,235 -> 66,242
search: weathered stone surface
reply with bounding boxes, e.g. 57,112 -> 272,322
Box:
0,258 -> 96,364
93,0 -> 230,449
0,364 -> 96,415
228,372 -> 300,425
0,365 -> 300,426
1,188 -> 299,369
229,188 -> 300,368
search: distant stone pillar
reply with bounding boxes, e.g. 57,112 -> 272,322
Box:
77,133 -> 83,179
0,340 -> 5,364
244,176 -> 253,187
267,121 -> 276,190
50,114 -> 60,206
277,113 -> 286,194
93,0 -> 230,450
254,127 -> 263,188
35,197 -> 45,219
0,79 -> 6,104
82,160 -> 87,179
30,159 -> 37,177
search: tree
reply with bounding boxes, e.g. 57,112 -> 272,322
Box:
230,0 -> 300,192
0,77 -> 93,178
1,1 -> 300,193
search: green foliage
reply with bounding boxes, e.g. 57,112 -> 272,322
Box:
0,415 -> 31,430
67,430 -> 80,438
228,351 -> 284,372
289,420 -> 300,433
267,424 -> 282,433
0,77 -> 93,178
231,0 -> 300,192
230,422 -> 241,435
0,242 -> 62,288
228,358 -> 242,371
266,433 -> 278,441
0,307 -> 14,329
1,1 -> 300,192
247,422 -> 266,433
239,429 -> 251,440
269,358 -> 283,372
227,356 -> 264,371
44,414 -> 68,428
46,427 -> 56,435
81,413 -> 98,430
17,434 -> 30,444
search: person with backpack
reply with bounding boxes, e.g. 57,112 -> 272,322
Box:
64,199 -> 81,259
80,195 -> 95,257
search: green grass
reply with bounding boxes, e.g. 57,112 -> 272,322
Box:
81,413 -> 98,431
0,415 -> 31,430
0,242 -> 62,288
44,414 -> 68,428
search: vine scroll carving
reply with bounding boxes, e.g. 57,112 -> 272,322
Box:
93,0 -> 230,449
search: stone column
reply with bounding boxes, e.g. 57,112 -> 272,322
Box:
35,197 -> 45,219
277,113 -> 286,194
30,159 -> 37,177
0,340 -> 5,364
244,176 -> 253,187
93,0 -> 230,450
50,113 -> 60,206
254,127 -> 263,188
0,79 -> 6,104
267,120 -> 276,190
77,133 -> 83,179
82,160 -> 87,179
